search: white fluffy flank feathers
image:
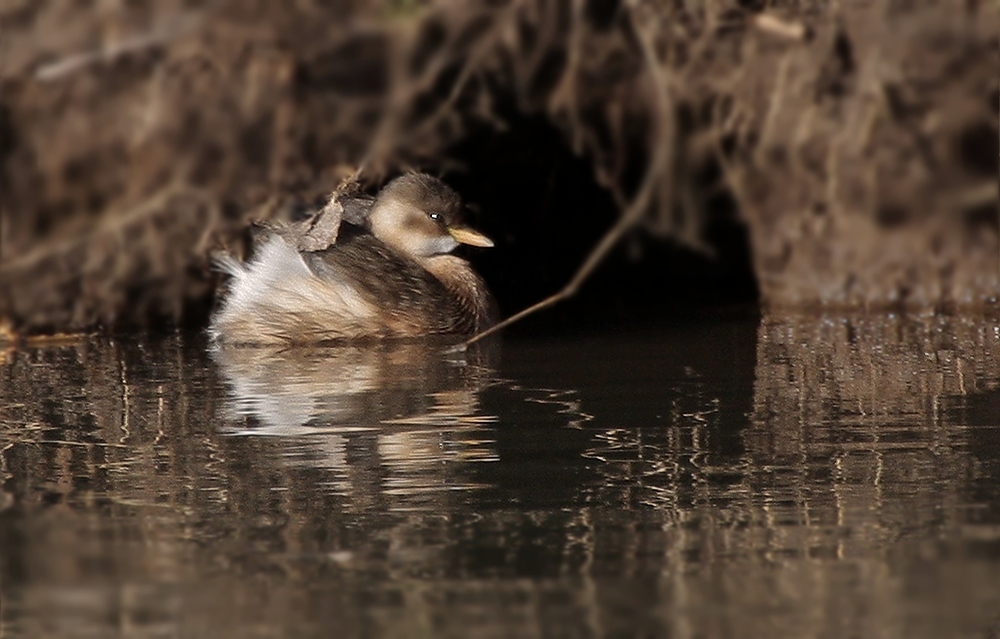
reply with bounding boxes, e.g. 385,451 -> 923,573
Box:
210,236 -> 375,343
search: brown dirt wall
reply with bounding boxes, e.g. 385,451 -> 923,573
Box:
0,0 -> 996,334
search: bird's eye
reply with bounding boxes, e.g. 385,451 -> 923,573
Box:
428,212 -> 442,222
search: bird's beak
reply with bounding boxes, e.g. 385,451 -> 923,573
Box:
448,226 -> 494,248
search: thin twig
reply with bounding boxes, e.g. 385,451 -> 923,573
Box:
753,14 -> 809,42
548,0 -> 586,153
34,15 -> 202,82
361,5 -> 509,174
464,2 -> 676,347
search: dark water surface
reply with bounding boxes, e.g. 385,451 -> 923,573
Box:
1,312 -> 999,638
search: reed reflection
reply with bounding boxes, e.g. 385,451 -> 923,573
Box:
0,313 -> 998,639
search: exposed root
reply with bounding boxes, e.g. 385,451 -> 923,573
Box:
466,0 -> 679,344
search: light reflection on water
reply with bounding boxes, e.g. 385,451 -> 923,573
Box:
0,311 -> 998,638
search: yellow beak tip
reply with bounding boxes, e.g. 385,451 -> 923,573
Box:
448,227 -> 494,248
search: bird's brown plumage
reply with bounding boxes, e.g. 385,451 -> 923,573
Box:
211,174 -> 496,344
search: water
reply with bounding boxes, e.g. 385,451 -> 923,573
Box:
1,311 -> 999,638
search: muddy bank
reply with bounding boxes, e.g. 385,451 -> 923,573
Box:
0,0 -> 996,334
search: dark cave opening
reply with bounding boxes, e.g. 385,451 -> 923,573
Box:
440,113 -> 760,333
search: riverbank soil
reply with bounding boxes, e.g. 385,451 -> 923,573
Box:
0,0 -> 996,333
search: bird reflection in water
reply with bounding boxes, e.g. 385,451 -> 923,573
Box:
210,340 -> 501,479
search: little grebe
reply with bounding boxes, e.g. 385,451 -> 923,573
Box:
211,174 -> 497,344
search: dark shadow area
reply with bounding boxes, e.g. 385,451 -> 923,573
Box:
947,387 -> 1000,522
443,112 -> 760,326
472,313 -> 760,515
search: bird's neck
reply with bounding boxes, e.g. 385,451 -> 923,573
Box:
421,255 -> 497,330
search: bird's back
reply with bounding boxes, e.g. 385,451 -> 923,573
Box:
306,224 -> 477,336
